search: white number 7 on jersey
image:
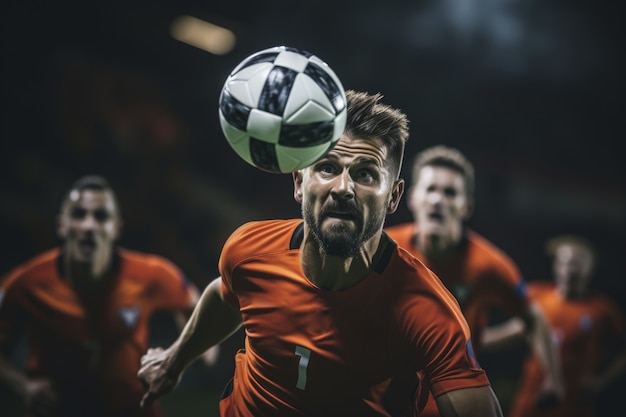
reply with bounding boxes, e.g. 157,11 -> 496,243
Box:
295,346 -> 311,390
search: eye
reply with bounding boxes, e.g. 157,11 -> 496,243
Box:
70,208 -> 87,220
354,168 -> 375,183
444,187 -> 457,198
316,162 -> 337,176
93,209 -> 111,222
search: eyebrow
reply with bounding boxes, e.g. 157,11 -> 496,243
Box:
323,152 -> 382,167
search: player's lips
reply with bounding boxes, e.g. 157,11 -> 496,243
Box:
78,238 -> 96,254
326,211 -> 356,220
427,212 -> 444,223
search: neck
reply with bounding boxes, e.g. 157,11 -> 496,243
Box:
415,233 -> 458,262
65,255 -> 112,290
301,230 -> 384,291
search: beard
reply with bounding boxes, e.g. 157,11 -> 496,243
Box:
303,200 -> 385,258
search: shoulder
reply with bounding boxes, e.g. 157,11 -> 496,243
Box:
386,248 -> 473,347
387,245 -> 463,316
1,249 -> 60,290
465,230 -> 522,281
229,219 -> 302,241
117,247 -> 186,282
590,292 -> 625,318
221,219 -> 302,260
526,281 -> 555,297
384,222 -> 414,245
389,244 -> 431,279
218,219 -> 302,296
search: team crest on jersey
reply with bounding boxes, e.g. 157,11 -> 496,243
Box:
119,306 -> 140,329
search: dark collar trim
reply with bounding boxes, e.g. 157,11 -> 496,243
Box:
375,232 -> 396,274
289,222 -> 305,250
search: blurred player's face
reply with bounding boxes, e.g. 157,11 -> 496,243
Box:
408,166 -> 470,244
58,189 -> 121,267
294,135 -> 403,258
553,243 -> 594,298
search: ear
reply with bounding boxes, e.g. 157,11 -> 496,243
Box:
462,198 -> 475,221
113,217 -> 124,241
406,185 -> 416,212
56,214 -> 67,239
293,171 -> 304,203
387,179 -> 405,214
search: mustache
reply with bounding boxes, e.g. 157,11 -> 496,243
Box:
320,201 -> 361,218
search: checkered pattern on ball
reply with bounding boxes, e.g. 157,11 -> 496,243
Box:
219,46 -> 347,173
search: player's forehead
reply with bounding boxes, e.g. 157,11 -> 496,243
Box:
327,135 -> 388,166
417,165 -> 465,187
555,243 -> 591,261
66,189 -> 116,211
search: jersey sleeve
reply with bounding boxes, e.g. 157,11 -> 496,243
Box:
0,270 -> 27,336
218,224 -> 249,308
144,255 -> 197,311
600,295 -> 626,351
477,255 -> 530,318
400,267 -> 491,398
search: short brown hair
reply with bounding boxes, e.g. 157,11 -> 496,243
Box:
411,145 -> 475,198
61,175 -> 120,213
545,234 -> 597,260
344,90 -> 409,179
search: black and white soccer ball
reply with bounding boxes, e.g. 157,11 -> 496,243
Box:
218,46 -> 347,174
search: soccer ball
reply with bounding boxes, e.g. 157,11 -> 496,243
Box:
218,46 -> 347,174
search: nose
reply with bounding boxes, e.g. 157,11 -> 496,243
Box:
330,169 -> 355,200
79,213 -> 98,231
426,189 -> 443,205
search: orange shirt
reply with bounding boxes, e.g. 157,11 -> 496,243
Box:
509,282 -> 626,417
384,223 -> 529,352
385,222 -> 529,416
0,248 -> 197,417
218,219 -> 490,417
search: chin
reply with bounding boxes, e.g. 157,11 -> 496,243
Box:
324,221 -> 356,234
74,251 -> 96,262
420,224 -> 444,236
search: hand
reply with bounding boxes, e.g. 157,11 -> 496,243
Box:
138,347 -> 182,408
23,377 -> 58,417
533,381 -> 563,410
533,390 -> 560,410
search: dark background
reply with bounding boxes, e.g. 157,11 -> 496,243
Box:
2,0 -> 625,415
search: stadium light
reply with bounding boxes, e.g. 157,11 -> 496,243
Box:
170,15 -> 236,55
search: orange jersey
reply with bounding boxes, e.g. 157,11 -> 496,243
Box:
0,248 -> 197,417
509,282 -> 626,417
385,222 -> 529,416
384,223 -> 529,349
217,219 -> 490,417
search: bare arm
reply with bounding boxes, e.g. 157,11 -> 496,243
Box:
483,302 -> 563,408
522,302 -> 564,406
435,385 -> 503,417
0,335 -> 57,416
480,317 -> 526,353
173,284 -> 221,367
582,350 -> 626,394
138,277 -> 243,407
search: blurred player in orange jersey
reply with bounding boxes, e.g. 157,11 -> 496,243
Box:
137,91 -> 505,417
493,235 -> 626,417
0,175 -> 218,417
385,145 -> 564,416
